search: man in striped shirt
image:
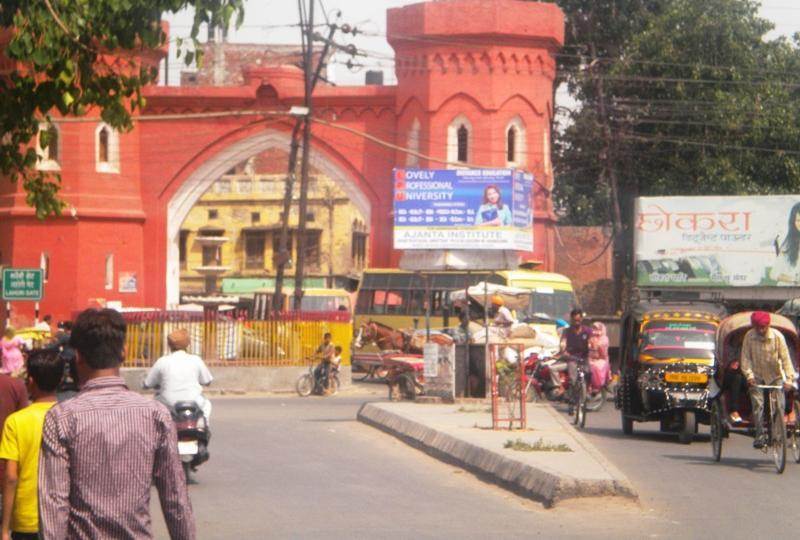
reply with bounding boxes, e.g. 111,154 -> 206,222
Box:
38,309 -> 195,540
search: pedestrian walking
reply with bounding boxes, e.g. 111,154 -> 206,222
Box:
1,328 -> 25,377
0,349 -> 63,540
38,308 -> 195,540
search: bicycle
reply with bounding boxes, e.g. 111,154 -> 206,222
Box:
710,384 -> 788,474
295,357 -> 340,397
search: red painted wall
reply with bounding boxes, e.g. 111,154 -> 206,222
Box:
0,0 -> 565,319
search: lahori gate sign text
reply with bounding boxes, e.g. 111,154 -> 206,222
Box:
392,168 -> 533,251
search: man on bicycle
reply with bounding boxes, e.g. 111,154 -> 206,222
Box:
741,311 -> 797,448
550,308 -> 591,397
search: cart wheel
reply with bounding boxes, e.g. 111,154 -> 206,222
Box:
710,400 -> 723,462
678,411 -> 695,444
771,399 -> 787,474
622,414 -> 634,435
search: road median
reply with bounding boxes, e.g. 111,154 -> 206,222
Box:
358,401 -> 637,507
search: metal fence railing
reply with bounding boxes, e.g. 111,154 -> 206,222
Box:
122,310 -> 352,368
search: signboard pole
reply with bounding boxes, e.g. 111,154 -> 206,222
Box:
4,302 -> 9,328
34,302 -> 40,325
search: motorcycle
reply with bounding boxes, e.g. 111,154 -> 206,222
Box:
172,401 -> 210,484
522,351 -> 609,412
296,360 -> 340,397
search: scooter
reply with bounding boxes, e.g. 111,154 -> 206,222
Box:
172,401 -> 210,484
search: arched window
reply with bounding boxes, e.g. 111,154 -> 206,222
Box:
446,115 -> 472,167
457,125 -> 469,163
98,127 -> 109,163
36,123 -> 60,171
406,118 -> 420,167
505,116 -> 526,167
95,123 -> 120,173
507,127 -> 516,163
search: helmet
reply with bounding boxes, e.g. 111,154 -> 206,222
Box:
491,295 -> 505,306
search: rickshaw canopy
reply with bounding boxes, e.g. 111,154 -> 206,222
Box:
716,311 -> 799,356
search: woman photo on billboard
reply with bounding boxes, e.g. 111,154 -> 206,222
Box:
474,184 -> 512,227
770,202 -> 800,285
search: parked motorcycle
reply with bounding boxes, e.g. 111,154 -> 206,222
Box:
296,361 -> 340,397
522,351 -> 609,412
172,401 -> 210,484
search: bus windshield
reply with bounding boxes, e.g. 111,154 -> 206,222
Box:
300,296 -> 350,312
524,290 -> 576,322
640,320 -> 716,360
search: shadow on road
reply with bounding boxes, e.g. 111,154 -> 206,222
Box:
662,453 -> 779,474
581,425 -> 712,444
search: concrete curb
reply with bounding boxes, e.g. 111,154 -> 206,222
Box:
357,402 -> 637,507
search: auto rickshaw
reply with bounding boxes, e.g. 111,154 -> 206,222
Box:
709,312 -> 800,473
616,301 -> 726,443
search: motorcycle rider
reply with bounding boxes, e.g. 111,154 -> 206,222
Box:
549,308 -> 592,397
143,328 -> 213,423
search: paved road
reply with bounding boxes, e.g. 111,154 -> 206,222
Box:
149,388 -> 795,539
150,389 -> 661,539
575,399 -> 800,538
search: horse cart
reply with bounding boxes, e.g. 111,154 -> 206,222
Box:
353,320 -> 427,400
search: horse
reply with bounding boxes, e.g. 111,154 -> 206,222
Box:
356,320 -> 422,354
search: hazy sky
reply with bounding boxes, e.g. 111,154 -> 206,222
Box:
163,0 -> 800,86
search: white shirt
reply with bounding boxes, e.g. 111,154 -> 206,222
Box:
494,305 -> 515,326
34,321 -> 51,332
144,349 -> 213,406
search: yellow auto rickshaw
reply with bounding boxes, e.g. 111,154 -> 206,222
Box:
616,301 -> 726,443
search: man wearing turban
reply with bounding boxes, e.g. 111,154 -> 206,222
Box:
741,311 -> 797,448
144,328 -> 214,423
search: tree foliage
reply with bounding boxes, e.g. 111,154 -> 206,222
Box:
546,0 -> 800,226
0,0 -> 244,218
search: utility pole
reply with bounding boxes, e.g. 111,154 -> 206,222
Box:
293,0 -> 315,311
273,1 -> 342,312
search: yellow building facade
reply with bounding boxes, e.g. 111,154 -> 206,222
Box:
179,154 -> 369,297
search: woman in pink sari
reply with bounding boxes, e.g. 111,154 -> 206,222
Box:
1,327 -> 25,376
588,322 -> 611,393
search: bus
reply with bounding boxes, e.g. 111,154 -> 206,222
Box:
353,268 -> 577,336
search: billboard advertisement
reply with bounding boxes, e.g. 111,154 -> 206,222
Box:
635,195 -> 800,287
392,168 -> 533,251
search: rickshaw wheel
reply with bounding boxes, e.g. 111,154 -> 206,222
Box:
678,411 -> 695,445
710,401 -> 723,462
792,399 -> 800,464
771,401 -> 787,474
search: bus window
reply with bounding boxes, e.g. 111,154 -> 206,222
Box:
384,291 -> 406,314
355,290 -> 371,313
408,289 -> 426,316
430,290 -> 448,316
372,290 -> 388,314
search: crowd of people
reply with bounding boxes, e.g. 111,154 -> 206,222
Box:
0,310 -> 207,539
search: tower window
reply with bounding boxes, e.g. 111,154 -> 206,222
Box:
457,125 -> 469,163
507,127 -> 516,163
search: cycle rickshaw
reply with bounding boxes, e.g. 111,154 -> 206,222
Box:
709,312 -> 800,474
